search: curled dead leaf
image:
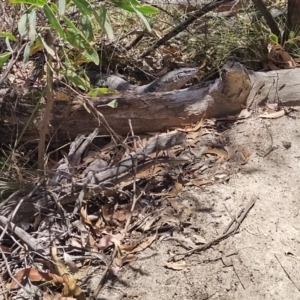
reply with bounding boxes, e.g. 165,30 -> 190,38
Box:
130,234 -> 156,254
259,110 -> 285,119
165,261 -> 188,270
191,179 -> 213,187
202,148 -> 228,161
267,43 -> 296,70
7,268 -> 64,290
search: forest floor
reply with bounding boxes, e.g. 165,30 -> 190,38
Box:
98,110 -> 300,300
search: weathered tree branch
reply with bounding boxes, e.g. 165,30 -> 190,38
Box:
1,61 -> 300,145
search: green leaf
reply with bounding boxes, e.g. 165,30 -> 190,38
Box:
107,99 -> 118,108
29,36 -> 45,55
93,6 -> 114,40
82,48 -> 99,65
112,0 -> 157,14
23,43 -> 31,65
112,1 -> 135,12
269,34 -> 278,44
9,0 -> 46,5
18,12 -> 29,36
0,32 -> 17,41
289,31 -> 295,40
63,17 -> 77,31
87,87 -> 114,96
131,4 -> 151,32
64,29 -> 87,50
72,0 -> 93,15
5,38 -> 13,52
81,15 -> 94,42
62,69 -> 89,90
43,4 -> 65,38
135,5 -> 158,15
0,52 -> 11,69
58,0 -> 66,17
28,9 -> 37,42
65,29 -> 99,64
40,36 -> 55,57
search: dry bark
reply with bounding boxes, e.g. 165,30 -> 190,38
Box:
1,61 -> 299,145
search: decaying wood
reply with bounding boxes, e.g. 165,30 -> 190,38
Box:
247,67 -> 300,106
1,61 -> 300,145
0,130 -> 186,255
0,61 -> 250,143
0,131 -> 186,222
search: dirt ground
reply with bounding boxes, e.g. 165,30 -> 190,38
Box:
97,110 -> 300,300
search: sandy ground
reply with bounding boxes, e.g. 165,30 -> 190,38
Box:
98,111 -> 300,300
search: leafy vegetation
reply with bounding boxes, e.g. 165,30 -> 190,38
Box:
0,0 -> 298,195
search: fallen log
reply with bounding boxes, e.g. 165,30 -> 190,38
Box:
0,61 -> 299,144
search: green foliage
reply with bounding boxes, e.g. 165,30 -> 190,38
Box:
269,33 -> 279,44
63,69 -> 90,91
0,53 -> 11,69
87,88 -> 118,96
6,0 -> 157,87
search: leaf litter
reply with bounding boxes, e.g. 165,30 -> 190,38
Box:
0,117 -> 257,299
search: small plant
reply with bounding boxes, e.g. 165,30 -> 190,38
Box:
1,0 -> 157,173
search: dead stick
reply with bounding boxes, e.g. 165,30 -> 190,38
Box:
174,198 -> 256,258
140,0 -> 233,58
274,254 -> 300,292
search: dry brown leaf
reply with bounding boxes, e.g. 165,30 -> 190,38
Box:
183,207 -> 193,217
165,261 -> 188,270
166,181 -> 183,207
43,292 -> 77,300
224,109 -> 252,120
63,253 -> 78,274
53,91 -> 71,101
241,147 -> 251,164
177,119 -> 204,133
136,165 -> 163,179
174,182 -> 183,195
258,110 -> 285,119
114,253 -> 137,267
192,234 -> 207,245
112,209 -> 127,223
203,148 -> 228,161
88,232 -> 96,249
101,204 -> 114,225
80,206 -> 93,226
73,266 -> 91,281
191,179 -> 213,187
266,103 -> 279,111
137,214 -> 161,231
7,268 -> 65,289
267,43 -> 296,70
130,234 -> 156,254
96,233 -> 123,250
51,242 -> 85,300
73,219 -> 89,247
120,243 -> 139,252
166,197 -> 180,212
0,244 -> 11,252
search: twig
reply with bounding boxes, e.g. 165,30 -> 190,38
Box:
251,0 -> 281,40
274,254 -> 300,292
0,216 -> 47,256
140,0 -> 233,58
92,245 -> 117,298
0,246 -> 32,296
0,42 -> 26,87
123,119 -> 139,234
172,197 -> 256,259
0,181 -> 43,241
38,29 -> 55,174
232,265 -> 245,290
